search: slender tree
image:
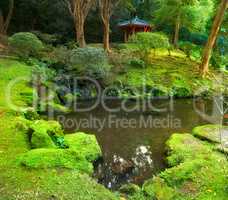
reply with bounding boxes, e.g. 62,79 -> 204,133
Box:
200,0 -> 228,76
0,0 -> 14,35
64,0 -> 95,47
98,0 -> 120,52
155,0 -> 214,48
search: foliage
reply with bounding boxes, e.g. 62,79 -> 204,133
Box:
128,58 -> 145,68
179,41 -> 197,58
31,60 -> 56,84
32,31 -> 60,45
9,32 -> 44,58
154,0 -> 214,33
69,47 -> 112,79
129,32 -> 170,61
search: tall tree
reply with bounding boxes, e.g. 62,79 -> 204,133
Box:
155,0 -> 214,48
64,0 -> 95,47
98,0 -> 120,52
200,0 -> 228,76
0,0 -> 14,35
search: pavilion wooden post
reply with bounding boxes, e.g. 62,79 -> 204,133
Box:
124,30 -> 128,42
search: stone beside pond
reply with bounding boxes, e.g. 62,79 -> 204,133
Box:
193,124 -> 228,154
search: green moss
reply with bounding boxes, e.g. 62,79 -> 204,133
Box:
18,148 -> 93,174
119,183 -> 141,196
65,132 -> 102,162
30,120 -> 64,137
159,133 -> 228,200
142,177 -> 176,200
114,50 -> 225,97
165,133 -> 212,167
29,120 -> 64,149
22,107 -> 40,120
192,124 -> 228,144
31,130 -> 56,149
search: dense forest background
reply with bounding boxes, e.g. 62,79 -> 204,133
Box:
0,0 -> 226,45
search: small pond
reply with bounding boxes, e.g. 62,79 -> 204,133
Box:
54,98 -> 224,190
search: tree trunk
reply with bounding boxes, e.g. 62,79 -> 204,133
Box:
103,21 -> 110,52
174,13 -> 180,48
75,17 -> 86,48
200,0 -> 228,76
0,11 -> 4,34
0,0 -> 14,35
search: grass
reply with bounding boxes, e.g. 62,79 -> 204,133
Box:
0,58 -> 118,200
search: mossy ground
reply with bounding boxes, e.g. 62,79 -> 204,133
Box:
114,48 -> 226,97
139,131 -> 228,200
0,59 -> 118,200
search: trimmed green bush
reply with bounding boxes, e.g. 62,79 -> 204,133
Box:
9,32 -> 44,58
69,47 -> 111,79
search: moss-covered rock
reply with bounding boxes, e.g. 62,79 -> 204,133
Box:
15,116 -> 33,132
159,133 -> 228,200
31,129 -> 56,149
19,148 -> 93,174
30,120 -> 64,149
30,120 -> 64,137
65,132 -> 102,162
192,124 -> 228,144
165,133 -> 212,167
215,144 -> 228,155
119,183 -> 141,196
142,177 -> 176,200
22,107 -> 40,120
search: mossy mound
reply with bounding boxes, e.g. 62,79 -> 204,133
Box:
30,120 -> 64,149
192,124 -> 228,144
142,177 -> 176,200
19,148 -> 93,174
119,183 -> 141,196
30,120 -> 64,137
65,132 -> 102,162
165,133 -> 212,167
31,130 -> 56,149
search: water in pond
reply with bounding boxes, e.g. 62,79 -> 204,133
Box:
54,98 -> 224,190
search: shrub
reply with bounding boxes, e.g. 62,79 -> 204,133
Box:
69,47 -> 111,79
128,58 -> 145,68
179,41 -> 198,59
129,32 -> 170,62
9,32 -> 44,58
32,31 -> 60,45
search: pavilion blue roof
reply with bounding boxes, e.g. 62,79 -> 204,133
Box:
118,16 -> 151,27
